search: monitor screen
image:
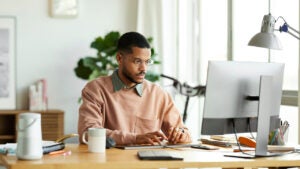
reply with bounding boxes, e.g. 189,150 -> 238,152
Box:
201,61 -> 284,135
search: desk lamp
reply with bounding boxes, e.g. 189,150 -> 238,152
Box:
230,13 -> 299,158
248,13 -> 300,50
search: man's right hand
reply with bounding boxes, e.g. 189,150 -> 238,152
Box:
136,131 -> 168,145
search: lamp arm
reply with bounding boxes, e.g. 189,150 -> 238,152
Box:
285,24 -> 300,40
286,30 -> 300,40
287,23 -> 300,34
277,16 -> 300,40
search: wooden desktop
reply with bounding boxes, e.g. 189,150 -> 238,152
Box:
1,144 -> 300,169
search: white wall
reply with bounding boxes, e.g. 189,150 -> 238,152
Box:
0,0 -> 138,140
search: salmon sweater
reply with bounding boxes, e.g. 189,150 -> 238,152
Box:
78,73 -> 188,145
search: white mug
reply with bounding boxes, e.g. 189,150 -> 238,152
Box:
82,128 -> 106,153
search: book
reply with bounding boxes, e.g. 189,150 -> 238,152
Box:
0,141 -> 65,155
42,141 -> 65,154
200,138 -> 232,147
43,133 -> 79,154
210,135 -> 235,141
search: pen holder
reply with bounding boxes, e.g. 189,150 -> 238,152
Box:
268,126 -> 289,145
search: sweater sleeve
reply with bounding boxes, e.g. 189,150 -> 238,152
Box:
161,92 -> 183,132
161,91 -> 192,142
77,83 -> 137,145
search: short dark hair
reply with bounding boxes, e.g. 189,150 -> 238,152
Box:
117,32 -> 150,54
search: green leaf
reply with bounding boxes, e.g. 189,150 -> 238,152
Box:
91,31 -> 120,56
102,46 -> 117,56
147,37 -> 153,44
104,31 -> 120,47
146,71 -> 160,82
82,57 -> 99,70
89,69 -> 101,80
154,60 -> 161,64
90,37 -> 104,51
103,32 -> 119,56
151,48 -> 156,57
74,59 -> 93,80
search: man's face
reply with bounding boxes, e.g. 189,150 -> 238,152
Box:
117,47 -> 151,85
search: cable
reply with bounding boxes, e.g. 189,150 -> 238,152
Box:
232,119 -> 253,156
247,118 -> 255,139
160,74 -> 205,123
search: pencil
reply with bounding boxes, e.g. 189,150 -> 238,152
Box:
49,150 -> 65,155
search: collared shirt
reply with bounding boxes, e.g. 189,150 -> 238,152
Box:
78,72 -> 189,145
111,70 -> 143,97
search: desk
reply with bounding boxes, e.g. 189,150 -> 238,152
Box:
1,144 -> 300,169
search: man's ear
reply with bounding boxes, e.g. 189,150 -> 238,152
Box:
116,52 -> 122,64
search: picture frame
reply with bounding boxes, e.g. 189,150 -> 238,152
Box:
49,0 -> 78,18
0,16 -> 16,109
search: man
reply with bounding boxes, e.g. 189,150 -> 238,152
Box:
78,32 -> 192,145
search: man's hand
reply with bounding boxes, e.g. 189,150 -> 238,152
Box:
168,127 -> 192,144
136,131 -> 168,145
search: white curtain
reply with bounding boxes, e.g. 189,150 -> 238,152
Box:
136,0 -> 176,77
136,0 -> 202,139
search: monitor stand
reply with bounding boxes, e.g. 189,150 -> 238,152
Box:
225,76 -> 283,158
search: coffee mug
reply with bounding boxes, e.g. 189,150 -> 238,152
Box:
82,128 -> 106,153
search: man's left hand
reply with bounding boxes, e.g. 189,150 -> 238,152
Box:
167,127 -> 192,144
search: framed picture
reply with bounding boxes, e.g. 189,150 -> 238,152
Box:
0,16 -> 16,109
49,0 -> 78,18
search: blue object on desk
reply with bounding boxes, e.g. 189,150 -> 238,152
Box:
106,137 -> 116,149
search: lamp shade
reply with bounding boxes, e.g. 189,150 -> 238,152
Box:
248,14 -> 282,50
248,32 -> 282,50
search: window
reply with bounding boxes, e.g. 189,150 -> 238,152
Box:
199,0 -> 228,84
199,0 -> 299,143
233,0 -> 299,144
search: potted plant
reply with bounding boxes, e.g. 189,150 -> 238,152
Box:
74,31 -> 161,82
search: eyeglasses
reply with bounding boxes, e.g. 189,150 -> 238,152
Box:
120,53 -> 154,66
132,58 -> 154,66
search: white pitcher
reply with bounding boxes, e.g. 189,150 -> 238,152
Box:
16,113 -> 43,160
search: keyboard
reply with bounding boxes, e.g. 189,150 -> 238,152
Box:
137,150 -> 183,160
116,143 -> 198,150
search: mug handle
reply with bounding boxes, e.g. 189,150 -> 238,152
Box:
17,118 -> 37,132
82,131 -> 88,144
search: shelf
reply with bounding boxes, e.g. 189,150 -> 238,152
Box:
0,110 -> 64,143
0,135 -> 15,140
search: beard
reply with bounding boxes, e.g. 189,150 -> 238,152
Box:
122,67 -> 145,84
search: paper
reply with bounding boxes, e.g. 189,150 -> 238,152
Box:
0,143 -> 17,155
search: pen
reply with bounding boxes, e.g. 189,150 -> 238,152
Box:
49,150 -> 72,156
233,148 -> 254,152
270,130 -> 278,145
49,150 -> 65,155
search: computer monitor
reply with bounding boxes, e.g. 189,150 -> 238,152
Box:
201,61 -> 284,157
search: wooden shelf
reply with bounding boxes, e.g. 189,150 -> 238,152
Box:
0,135 -> 15,140
0,110 -> 64,144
